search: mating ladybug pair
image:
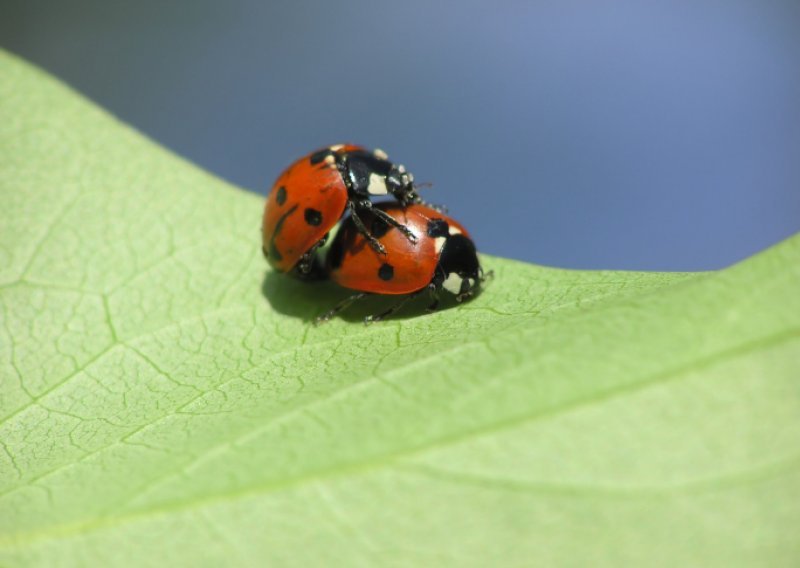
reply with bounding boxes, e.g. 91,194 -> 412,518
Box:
261,144 -> 488,323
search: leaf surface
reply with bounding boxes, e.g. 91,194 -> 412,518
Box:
1,51 -> 799,567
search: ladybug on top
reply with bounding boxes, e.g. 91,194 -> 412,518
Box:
262,144 -> 422,275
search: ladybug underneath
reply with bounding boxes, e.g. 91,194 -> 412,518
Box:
262,144 -> 421,275
317,203 -> 490,324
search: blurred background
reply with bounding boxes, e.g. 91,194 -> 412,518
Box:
2,0 -> 799,270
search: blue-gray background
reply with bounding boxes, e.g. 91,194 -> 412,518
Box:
3,0 -> 799,270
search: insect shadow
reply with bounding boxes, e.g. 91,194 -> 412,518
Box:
260,270 -> 460,325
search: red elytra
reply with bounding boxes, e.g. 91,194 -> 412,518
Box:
319,203 -> 487,324
262,144 -> 419,274
262,144 -> 359,273
328,203 -> 469,294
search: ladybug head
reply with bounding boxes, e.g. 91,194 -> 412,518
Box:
344,151 -> 418,203
385,163 -> 418,204
436,233 -> 483,302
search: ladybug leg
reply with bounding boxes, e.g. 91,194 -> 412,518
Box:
364,289 -> 424,325
362,202 -> 418,244
348,201 -> 386,255
315,291 -> 369,325
425,283 -> 440,313
297,234 -> 328,275
414,195 -> 448,214
456,277 -> 476,303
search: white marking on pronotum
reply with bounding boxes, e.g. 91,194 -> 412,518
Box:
448,226 -> 462,236
324,154 -> 336,167
373,148 -> 389,160
367,173 -> 389,195
433,236 -> 447,253
443,273 -> 463,295
329,144 -> 344,151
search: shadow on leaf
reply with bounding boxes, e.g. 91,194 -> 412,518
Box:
260,270 -> 463,325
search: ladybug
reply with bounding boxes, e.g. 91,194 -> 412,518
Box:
262,144 -> 422,275
317,203 -> 490,324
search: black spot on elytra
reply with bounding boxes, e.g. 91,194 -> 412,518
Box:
268,204 -> 298,264
268,240 -> 282,261
378,263 -> 394,281
309,149 -> 333,165
427,218 -> 449,238
304,208 -> 322,226
275,186 -> 287,205
370,217 -> 390,239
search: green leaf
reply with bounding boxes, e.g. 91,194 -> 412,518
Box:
1,49 -> 799,567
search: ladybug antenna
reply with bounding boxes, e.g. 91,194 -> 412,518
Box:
409,181 -> 447,211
